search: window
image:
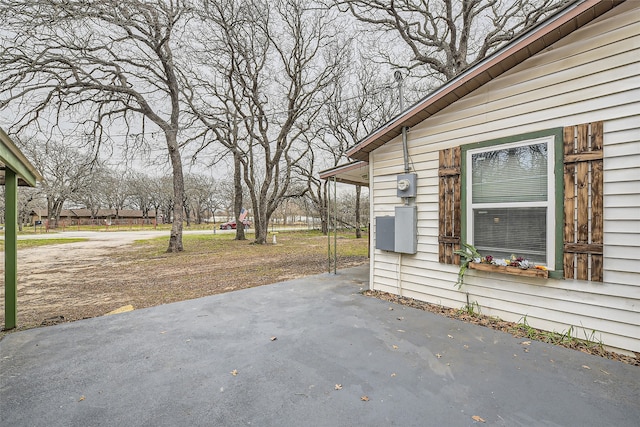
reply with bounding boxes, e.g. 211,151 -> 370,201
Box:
465,136 -> 557,268
439,123 -> 603,281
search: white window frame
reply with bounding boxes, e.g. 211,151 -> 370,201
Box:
466,135 -> 556,269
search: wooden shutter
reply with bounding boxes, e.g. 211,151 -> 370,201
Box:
438,147 -> 461,264
563,122 -> 604,281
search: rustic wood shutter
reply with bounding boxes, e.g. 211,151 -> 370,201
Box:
563,122 -> 604,281
438,147 -> 461,264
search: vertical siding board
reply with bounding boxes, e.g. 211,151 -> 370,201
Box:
453,178 -> 461,265
563,164 -> 576,244
577,161 -> 590,243
592,254 -> 604,282
444,177 -> 453,245
444,180 -> 455,262
563,126 -> 577,279
577,123 -> 589,153
592,159 -> 604,244
452,146 -> 461,265
564,252 -> 575,279
591,125 -> 604,281
438,180 -> 446,263
564,126 -> 576,157
591,121 -> 604,151
438,150 -> 447,263
577,253 -> 589,280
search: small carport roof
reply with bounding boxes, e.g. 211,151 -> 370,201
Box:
2,126 -> 42,330
346,0 -> 625,161
0,128 -> 43,186
319,161 -> 369,187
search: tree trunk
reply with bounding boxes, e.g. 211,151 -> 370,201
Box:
233,152 -> 246,240
355,185 -> 362,238
254,198 -> 269,244
184,200 -> 191,227
320,181 -> 328,235
50,199 -> 64,228
166,130 -> 184,253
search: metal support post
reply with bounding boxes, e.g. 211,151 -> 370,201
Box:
4,169 -> 18,329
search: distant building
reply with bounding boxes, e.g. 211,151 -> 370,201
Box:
30,209 -> 157,226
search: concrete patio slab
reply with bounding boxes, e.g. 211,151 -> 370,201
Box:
1,266 -> 638,426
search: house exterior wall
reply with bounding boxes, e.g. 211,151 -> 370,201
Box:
368,1 -> 640,352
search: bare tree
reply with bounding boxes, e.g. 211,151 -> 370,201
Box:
202,179 -> 227,225
17,187 -> 46,232
336,186 -> 369,229
1,159 -> 45,231
298,63 -> 394,234
0,0 -> 194,251
185,0 -> 349,244
354,184 -> 362,238
14,137 -> 96,227
102,171 -> 132,219
126,172 -> 157,220
155,176 -> 175,224
331,0 -> 569,81
184,173 -> 219,225
69,165 -> 111,219
231,152 -> 246,240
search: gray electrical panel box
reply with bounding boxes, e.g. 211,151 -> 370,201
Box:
375,216 -> 395,251
397,173 -> 417,198
394,206 -> 417,254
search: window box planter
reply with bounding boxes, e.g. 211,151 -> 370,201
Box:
469,262 -> 549,279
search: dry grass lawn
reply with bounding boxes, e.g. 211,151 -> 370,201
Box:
0,230 -> 368,334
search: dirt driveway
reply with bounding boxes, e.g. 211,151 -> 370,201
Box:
1,230 -> 368,332
1,231 -> 173,327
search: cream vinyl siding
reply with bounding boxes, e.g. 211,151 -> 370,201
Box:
369,2 -> 640,352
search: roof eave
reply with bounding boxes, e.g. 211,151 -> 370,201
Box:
0,127 -> 44,186
319,160 -> 369,187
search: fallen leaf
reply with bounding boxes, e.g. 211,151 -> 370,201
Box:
523,348 -> 529,353
447,334 -> 454,339
361,395 -> 369,401
521,341 -> 531,346
334,384 -> 342,390
270,336 -> 277,341
582,365 -> 591,370
390,373 -> 396,377
78,396 -> 85,402
392,345 -> 399,349
463,345 -> 469,349
160,331 -> 167,334
436,353 -> 442,359
388,307 -> 394,311
231,369 -> 238,376
397,329 -> 405,333
472,415 -> 486,423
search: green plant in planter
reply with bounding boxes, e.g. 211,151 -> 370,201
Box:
453,243 -> 482,289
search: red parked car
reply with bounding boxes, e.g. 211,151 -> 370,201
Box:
219,219 -> 251,230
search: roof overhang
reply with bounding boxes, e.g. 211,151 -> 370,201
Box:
347,0 -> 625,161
319,161 -> 369,187
0,127 -> 43,187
